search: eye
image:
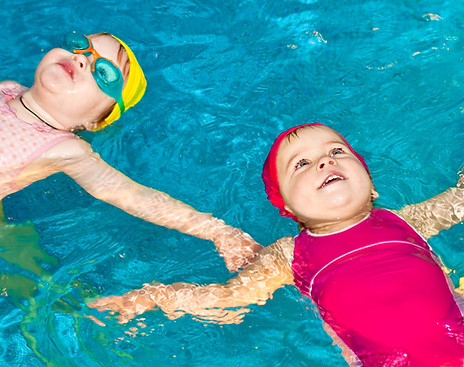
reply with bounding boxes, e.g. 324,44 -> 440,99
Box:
330,147 -> 345,157
295,159 -> 310,170
94,59 -> 120,84
97,67 -> 109,80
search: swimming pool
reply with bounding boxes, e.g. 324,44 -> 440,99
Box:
1,0 -> 464,365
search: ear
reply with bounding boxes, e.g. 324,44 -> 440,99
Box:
85,121 -> 98,131
284,205 -> 295,214
71,124 -> 85,132
371,186 -> 379,201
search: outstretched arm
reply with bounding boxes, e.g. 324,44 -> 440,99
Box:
88,236 -> 295,324
45,139 -> 262,271
395,175 -> 464,239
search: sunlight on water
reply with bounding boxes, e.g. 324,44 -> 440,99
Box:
1,0 -> 464,366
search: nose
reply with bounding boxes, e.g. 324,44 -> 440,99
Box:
71,53 -> 89,70
317,155 -> 336,171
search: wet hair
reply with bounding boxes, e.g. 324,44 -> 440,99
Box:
284,124 -> 319,145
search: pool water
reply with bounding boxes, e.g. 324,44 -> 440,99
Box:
2,0 -> 464,366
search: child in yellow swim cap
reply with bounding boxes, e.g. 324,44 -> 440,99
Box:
89,33 -> 147,130
0,32 -> 259,269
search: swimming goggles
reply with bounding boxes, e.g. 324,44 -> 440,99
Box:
63,32 -> 125,113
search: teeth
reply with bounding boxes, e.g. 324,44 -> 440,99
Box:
321,175 -> 343,188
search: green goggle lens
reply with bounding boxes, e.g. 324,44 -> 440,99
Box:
63,32 -> 125,113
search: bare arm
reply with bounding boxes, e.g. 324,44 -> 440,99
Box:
44,139 -> 262,271
394,180 -> 464,239
88,236 -> 295,324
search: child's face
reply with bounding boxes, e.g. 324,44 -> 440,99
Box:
276,125 -> 373,228
32,34 -> 128,130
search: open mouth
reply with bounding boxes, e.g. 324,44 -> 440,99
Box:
58,62 -> 75,80
319,174 -> 345,189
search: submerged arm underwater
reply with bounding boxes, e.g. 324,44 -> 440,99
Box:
88,236 -> 294,324
42,138 -> 262,271
395,183 -> 464,240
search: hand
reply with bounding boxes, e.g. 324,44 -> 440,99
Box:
88,289 -> 154,324
458,168 -> 464,189
213,227 -> 263,272
87,285 -> 251,325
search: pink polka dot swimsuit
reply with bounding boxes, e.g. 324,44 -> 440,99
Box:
0,81 -> 76,197
292,208 -> 464,366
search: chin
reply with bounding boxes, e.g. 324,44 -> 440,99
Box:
326,194 -> 356,208
328,196 -> 371,214
37,72 -> 66,95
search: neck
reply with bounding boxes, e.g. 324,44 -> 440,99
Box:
306,208 -> 372,234
18,95 -> 58,130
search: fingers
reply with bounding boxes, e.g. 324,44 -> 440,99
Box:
87,298 -> 106,309
220,237 -> 264,273
85,315 -> 107,327
116,311 -> 137,324
88,296 -> 123,310
87,293 -> 144,325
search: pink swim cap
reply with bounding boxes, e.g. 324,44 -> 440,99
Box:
262,123 -> 369,222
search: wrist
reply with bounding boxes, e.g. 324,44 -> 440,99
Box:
206,216 -> 229,242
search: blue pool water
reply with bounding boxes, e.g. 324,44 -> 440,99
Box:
2,0 -> 464,366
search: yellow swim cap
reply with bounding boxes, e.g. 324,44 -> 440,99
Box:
94,35 -> 147,131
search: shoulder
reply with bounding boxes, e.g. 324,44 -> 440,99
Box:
42,137 -> 96,161
0,80 -> 27,93
386,206 -> 416,225
273,235 -> 295,248
268,236 -> 295,260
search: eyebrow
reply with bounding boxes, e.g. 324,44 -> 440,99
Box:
327,139 -> 347,146
285,151 -> 301,172
283,139 -> 349,172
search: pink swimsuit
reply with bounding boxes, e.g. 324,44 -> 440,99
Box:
0,81 -> 76,197
292,208 -> 464,366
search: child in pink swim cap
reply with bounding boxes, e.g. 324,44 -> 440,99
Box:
90,123 -> 464,366
1,32 -> 258,272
